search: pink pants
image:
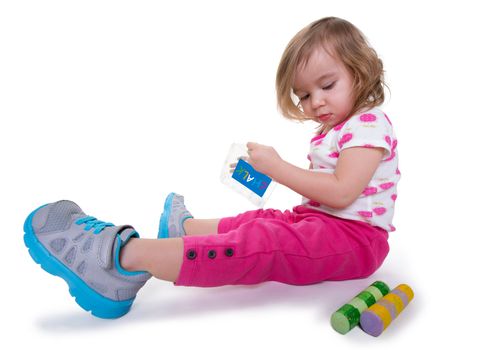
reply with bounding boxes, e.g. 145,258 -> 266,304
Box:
175,206 -> 389,287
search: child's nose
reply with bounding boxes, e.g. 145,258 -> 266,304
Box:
311,92 -> 326,109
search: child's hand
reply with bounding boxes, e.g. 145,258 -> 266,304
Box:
246,142 -> 283,177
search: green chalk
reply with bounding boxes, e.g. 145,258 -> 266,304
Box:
331,304 -> 360,334
330,281 -> 390,335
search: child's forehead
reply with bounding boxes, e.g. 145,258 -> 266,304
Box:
294,47 -> 342,87
299,46 -> 339,73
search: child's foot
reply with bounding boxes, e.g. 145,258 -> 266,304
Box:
158,193 -> 193,238
23,200 -> 151,319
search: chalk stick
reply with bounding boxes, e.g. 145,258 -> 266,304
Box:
331,281 -> 390,334
360,284 -> 414,337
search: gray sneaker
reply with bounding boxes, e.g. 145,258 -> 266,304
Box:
158,193 -> 193,238
23,200 -> 151,318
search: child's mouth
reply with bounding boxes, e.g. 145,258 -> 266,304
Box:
318,113 -> 332,122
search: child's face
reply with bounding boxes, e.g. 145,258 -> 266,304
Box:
293,46 -> 355,130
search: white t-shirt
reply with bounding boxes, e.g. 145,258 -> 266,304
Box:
302,107 -> 400,232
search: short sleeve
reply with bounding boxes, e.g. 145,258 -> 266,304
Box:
335,111 -> 395,160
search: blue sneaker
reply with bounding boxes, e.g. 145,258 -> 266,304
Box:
23,200 -> 151,319
158,193 -> 193,239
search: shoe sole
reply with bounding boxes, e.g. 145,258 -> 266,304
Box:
158,192 -> 175,239
23,204 -> 134,319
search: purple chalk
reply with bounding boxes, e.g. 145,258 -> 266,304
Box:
391,289 -> 410,307
377,299 -> 397,319
360,310 -> 383,337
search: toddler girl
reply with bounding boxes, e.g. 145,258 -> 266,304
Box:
24,17 -> 399,318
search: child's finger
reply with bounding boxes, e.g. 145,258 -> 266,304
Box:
229,163 -> 238,174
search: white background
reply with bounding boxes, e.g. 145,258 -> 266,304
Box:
1,0 -> 478,348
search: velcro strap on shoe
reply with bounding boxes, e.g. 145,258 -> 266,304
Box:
97,225 -> 136,269
118,227 -> 139,246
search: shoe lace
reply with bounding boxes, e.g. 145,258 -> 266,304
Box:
75,216 -> 114,234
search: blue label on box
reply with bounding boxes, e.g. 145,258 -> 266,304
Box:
232,159 -> 272,197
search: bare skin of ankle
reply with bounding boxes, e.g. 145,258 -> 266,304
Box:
120,238 -> 184,282
183,218 -> 220,236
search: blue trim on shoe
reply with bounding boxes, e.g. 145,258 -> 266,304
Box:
158,192 -> 175,239
23,204 -> 135,319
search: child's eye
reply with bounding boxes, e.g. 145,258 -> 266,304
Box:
323,82 -> 336,90
299,94 -> 309,101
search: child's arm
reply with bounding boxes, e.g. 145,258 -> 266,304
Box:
247,142 -> 384,209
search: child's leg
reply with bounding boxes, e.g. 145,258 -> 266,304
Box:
120,237 -> 184,282
174,213 -> 389,287
183,218 -> 220,236
121,211 -> 389,287
120,208 -> 298,281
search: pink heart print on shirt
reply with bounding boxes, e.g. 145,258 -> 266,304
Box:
328,151 -> 340,158
311,133 -> 326,146
357,211 -> 373,218
379,182 -> 395,190
385,138 -> 398,162
358,207 -> 387,218
334,121 -> 347,131
385,136 -> 392,146
373,207 -> 387,215
363,187 -> 378,196
359,113 -> 377,122
338,133 -> 353,149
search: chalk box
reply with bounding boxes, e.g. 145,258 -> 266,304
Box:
220,143 -> 276,207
